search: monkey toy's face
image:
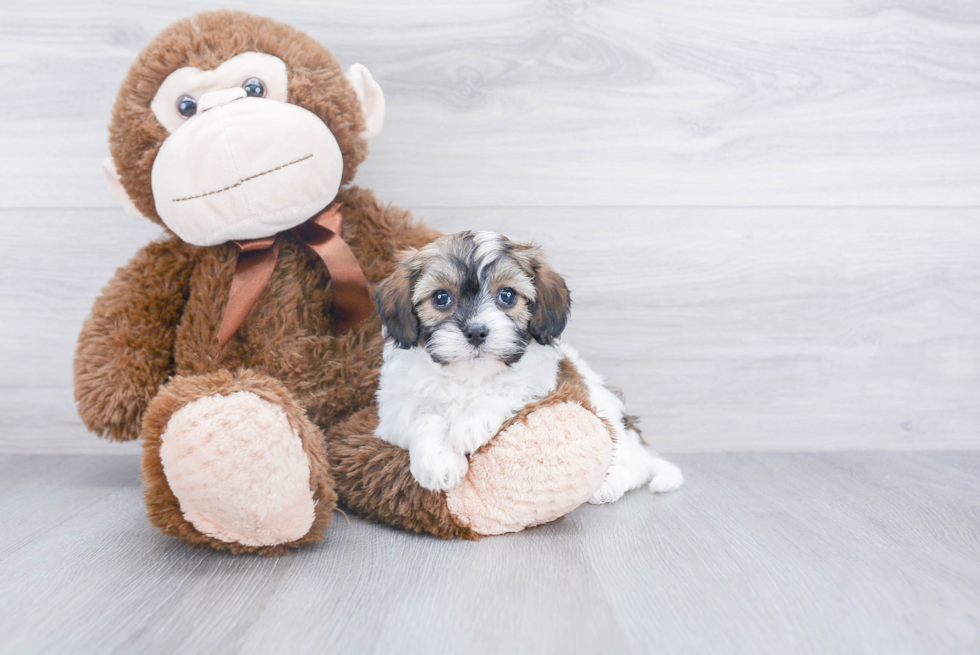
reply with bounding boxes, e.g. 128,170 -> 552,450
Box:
105,11 -> 385,246
149,52 -> 378,246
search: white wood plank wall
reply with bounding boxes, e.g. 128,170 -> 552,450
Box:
1,1 -> 978,454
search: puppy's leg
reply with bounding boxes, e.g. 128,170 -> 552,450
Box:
408,414 -> 469,492
558,344 -> 683,504
448,396 -> 514,455
647,453 -> 685,493
589,428 -> 684,504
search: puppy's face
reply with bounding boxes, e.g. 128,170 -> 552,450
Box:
376,231 -> 571,366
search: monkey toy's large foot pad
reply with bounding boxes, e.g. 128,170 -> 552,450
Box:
141,370 -> 336,555
446,402 -> 612,535
329,401 -> 612,539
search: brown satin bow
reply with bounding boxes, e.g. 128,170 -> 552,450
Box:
216,203 -> 373,347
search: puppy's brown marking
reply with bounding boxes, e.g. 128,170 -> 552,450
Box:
375,256 -> 420,348
509,244 -> 571,345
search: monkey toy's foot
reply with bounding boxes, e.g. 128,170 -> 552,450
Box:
329,401 -> 612,538
141,370 -> 336,555
445,402 -> 612,535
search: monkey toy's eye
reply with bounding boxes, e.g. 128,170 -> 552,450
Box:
242,78 -> 266,98
176,95 -> 197,119
497,287 -> 517,307
432,290 -> 453,310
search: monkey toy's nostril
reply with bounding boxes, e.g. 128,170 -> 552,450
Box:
463,324 -> 489,346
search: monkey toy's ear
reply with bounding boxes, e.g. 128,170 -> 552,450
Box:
375,259 -> 419,349
102,157 -> 146,220
345,64 -> 385,139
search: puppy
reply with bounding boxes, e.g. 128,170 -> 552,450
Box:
373,231 -> 683,503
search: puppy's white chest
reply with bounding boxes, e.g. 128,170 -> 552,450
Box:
433,374 -> 521,415
374,342 -> 563,451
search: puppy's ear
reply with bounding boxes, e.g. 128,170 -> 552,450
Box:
375,257 -> 419,349
527,251 -> 571,345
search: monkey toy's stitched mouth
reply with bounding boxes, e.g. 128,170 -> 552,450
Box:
171,153 -> 315,203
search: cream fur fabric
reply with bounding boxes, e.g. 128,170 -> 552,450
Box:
151,96 -> 345,246
446,402 -> 612,535
159,391 -> 316,547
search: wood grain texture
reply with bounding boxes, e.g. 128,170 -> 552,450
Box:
425,206 -> 980,452
2,0 -> 979,208
3,207 -> 977,453
1,2 -> 978,453
0,452 -> 977,654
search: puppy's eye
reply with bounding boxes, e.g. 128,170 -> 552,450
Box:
497,287 -> 517,307
177,95 -> 197,118
432,290 -> 453,309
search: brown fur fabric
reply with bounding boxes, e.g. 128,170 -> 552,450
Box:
74,183 -> 440,545
73,186 -> 437,445
327,408 -> 480,540
327,358 -> 613,538
141,369 -> 336,556
74,239 -> 196,441
75,10 -> 451,550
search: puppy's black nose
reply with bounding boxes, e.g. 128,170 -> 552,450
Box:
463,324 -> 489,346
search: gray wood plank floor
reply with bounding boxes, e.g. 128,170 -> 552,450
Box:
1,452 -> 978,655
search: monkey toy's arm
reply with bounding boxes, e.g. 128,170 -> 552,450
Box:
74,237 -> 195,442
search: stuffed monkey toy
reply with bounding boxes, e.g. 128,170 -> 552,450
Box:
74,10 -> 612,554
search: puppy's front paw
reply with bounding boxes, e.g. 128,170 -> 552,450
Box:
588,478 -> 628,505
410,447 -> 469,492
448,412 -> 501,455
